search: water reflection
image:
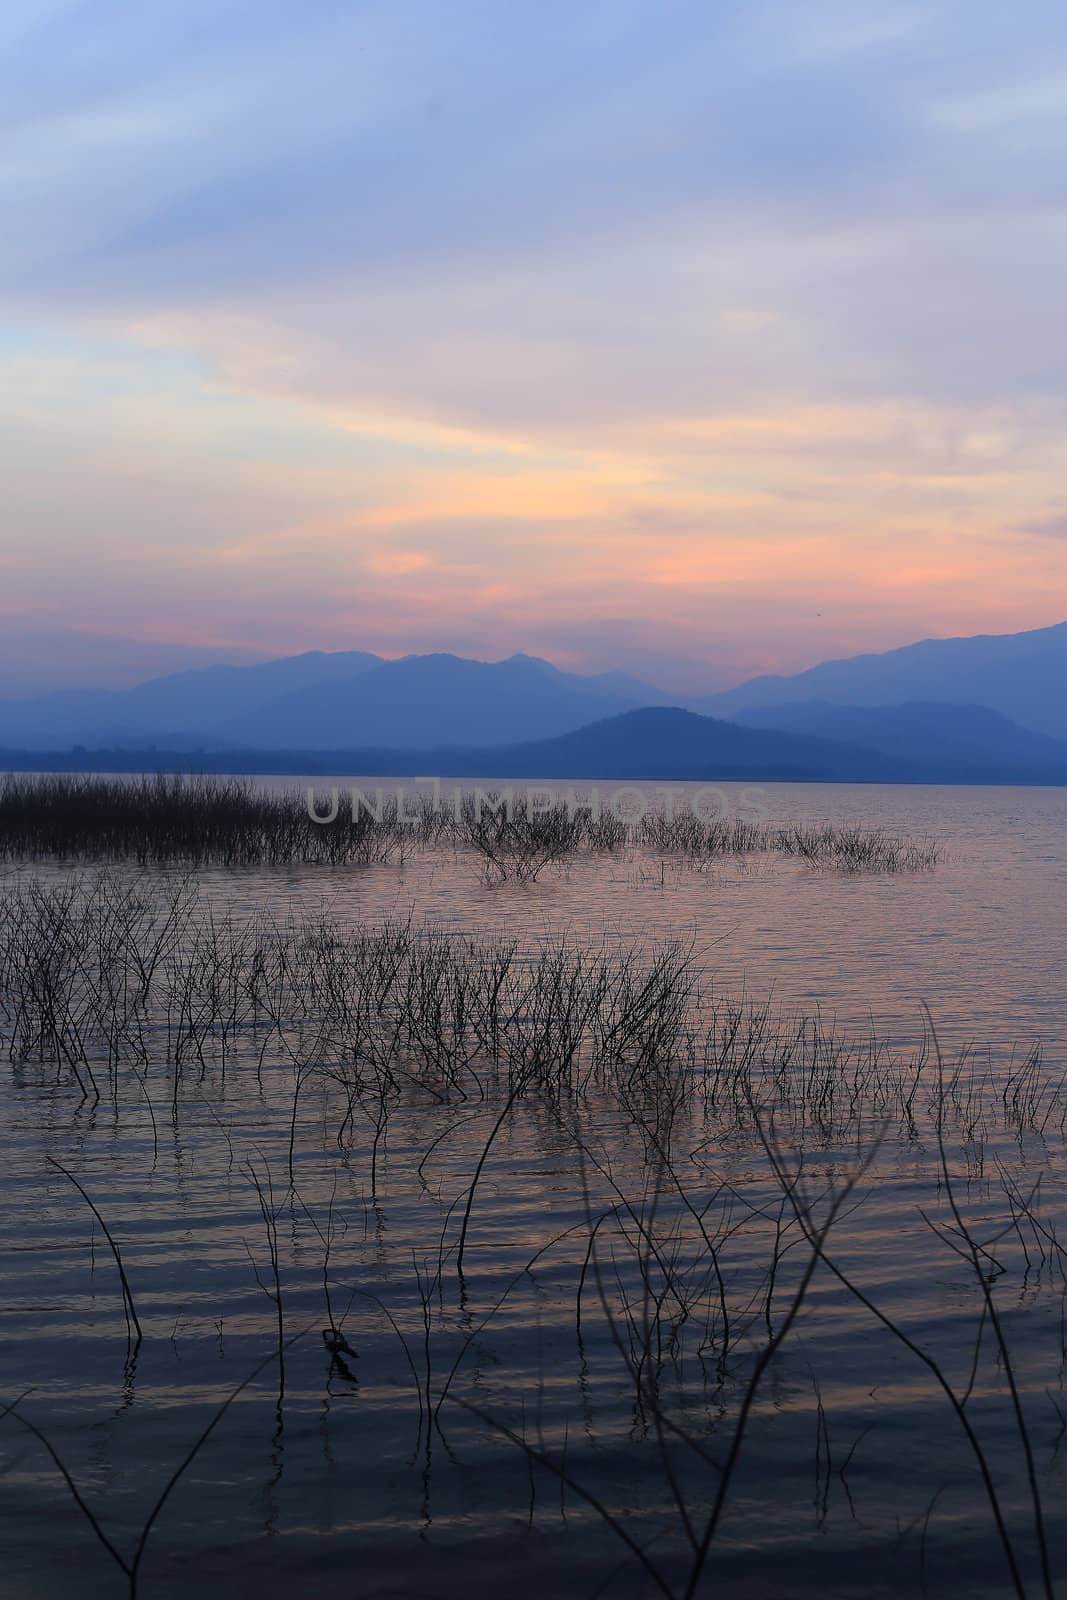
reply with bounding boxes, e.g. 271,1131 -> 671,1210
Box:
0,783 -> 1065,1596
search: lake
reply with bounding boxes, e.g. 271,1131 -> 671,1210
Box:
1,780 -> 1065,1598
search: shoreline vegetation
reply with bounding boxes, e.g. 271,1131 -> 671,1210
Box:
0,773 -> 940,875
4,737 -> 1067,787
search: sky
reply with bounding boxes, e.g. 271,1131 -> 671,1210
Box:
2,0 -> 1067,695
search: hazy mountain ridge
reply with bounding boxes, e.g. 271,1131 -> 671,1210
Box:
224,653 -> 675,749
0,650 -> 671,752
0,707 -> 887,783
6,703 -> 1067,785
0,650 -> 383,749
699,620 -> 1067,739
0,622 -> 1065,781
730,701 -> 1067,780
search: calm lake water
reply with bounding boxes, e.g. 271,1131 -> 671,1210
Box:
1,781 -> 1066,1598
204,778 -> 1067,1054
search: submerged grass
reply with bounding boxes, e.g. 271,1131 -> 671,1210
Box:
0,773 -> 408,867
0,773 -> 939,874
0,868 -> 1062,1597
0,873 -> 1050,1139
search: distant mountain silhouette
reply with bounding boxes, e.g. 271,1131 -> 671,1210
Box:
225,653 -> 675,749
0,649 -> 672,751
0,708 -> 873,781
2,621 -> 1066,773
729,701 -> 1067,783
15,704 -> 1067,785
409,707 -> 888,781
0,650 -> 383,749
699,621 -> 1067,739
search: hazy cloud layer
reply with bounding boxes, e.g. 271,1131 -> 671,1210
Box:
2,0 -> 1065,687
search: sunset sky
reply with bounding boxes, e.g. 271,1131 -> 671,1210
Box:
2,0 -> 1066,694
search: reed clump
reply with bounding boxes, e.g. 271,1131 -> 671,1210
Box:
0,773 -> 407,867
0,774 -> 940,874
0,874 -> 1047,1139
454,792 -> 585,882
640,810 -> 939,870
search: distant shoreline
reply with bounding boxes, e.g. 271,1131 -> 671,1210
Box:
3,747 -> 1066,788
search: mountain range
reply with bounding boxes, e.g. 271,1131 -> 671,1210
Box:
699,619 -> 1067,740
1,620 -> 1065,785
0,650 -> 673,751
7,701 -> 1067,785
